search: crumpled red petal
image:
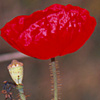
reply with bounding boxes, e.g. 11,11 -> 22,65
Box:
0,4 -> 96,60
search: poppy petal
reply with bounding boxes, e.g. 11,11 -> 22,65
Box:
1,4 -> 96,59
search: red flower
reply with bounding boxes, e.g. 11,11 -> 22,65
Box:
0,4 -> 96,60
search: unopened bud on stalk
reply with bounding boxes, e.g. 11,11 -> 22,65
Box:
8,60 -> 23,85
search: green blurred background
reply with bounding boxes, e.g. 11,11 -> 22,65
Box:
0,0 -> 100,100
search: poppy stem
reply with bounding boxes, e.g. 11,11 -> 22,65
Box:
16,84 -> 26,100
51,58 -> 58,100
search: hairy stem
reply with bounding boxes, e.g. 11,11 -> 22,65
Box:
51,58 -> 58,100
16,85 -> 26,100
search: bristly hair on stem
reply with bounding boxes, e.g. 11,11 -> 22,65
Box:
49,58 -> 62,100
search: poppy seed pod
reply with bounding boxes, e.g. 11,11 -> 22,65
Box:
8,60 -> 23,85
0,4 -> 96,59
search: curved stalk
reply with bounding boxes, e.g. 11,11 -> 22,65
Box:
16,85 -> 26,100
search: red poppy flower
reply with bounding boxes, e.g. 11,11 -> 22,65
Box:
0,4 -> 96,60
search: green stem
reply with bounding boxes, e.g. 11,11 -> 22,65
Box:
16,85 -> 26,100
51,58 -> 58,100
